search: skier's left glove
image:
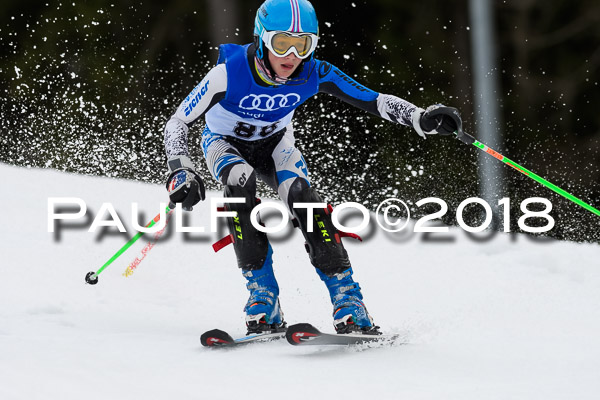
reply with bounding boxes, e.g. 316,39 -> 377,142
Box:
412,104 -> 462,138
166,155 -> 206,211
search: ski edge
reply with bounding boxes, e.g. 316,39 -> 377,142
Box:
200,328 -> 286,348
285,323 -> 401,346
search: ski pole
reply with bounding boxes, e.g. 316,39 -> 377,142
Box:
122,209 -> 173,278
85,202 -> 175,285
455,128 -> 600,217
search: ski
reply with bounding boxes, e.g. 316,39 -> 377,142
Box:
285,323 -> 399,346
200,328 -> 286,348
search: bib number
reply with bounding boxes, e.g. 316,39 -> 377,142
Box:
233,121 -> 279,138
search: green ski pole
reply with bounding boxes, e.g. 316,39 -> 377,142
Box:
455,128 -> 600,217
85,202 -> 175,285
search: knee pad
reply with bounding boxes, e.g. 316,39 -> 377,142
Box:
289,185 -> 351,276
224,185 -> 270,270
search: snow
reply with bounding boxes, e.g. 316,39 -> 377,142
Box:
1,162 -> 600,399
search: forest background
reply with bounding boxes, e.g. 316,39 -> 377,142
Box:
1,0 -> 599,242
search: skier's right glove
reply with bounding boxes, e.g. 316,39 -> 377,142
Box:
166,155 -> 206,211
412,104 -> 462,138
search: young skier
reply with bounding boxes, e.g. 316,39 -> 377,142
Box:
164,0 -> 462,335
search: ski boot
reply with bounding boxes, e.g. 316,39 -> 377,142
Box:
317,267 -> 380,335
242,248 -> 286,334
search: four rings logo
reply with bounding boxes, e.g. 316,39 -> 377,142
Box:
239,93 -> 301,112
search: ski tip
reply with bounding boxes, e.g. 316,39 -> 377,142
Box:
285,323 -> 321,345
200,329 -> 235,347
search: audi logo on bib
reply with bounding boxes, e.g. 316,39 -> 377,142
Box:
239,93 -> 301,111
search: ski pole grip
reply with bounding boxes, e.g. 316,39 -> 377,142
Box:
455,128 -> 476,145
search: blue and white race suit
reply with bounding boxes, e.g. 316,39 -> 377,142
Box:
164,43 -> 420,208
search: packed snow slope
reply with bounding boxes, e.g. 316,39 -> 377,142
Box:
1,163 -> 599,400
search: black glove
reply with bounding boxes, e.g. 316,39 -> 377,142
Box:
166,155 -> 206,211
412,104 -> 462,138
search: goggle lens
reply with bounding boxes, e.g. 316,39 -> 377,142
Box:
271,32 -> 313,57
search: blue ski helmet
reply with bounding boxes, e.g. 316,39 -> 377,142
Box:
254,0 -> 319,60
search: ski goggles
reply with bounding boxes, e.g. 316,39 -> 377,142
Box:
261,31 -> 319,59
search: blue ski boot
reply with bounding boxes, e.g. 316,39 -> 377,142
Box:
242,246 -> 286,334
317,267 -> 380,334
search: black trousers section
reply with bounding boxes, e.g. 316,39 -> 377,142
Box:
219,147 -> 258,194
289,181 -> 351,276
223,128 -> 287,192
224,185 -> 270,270
286,176 -> 310,210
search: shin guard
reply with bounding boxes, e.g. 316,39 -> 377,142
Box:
223,185 -> 270,270
290,186 -> 351,276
